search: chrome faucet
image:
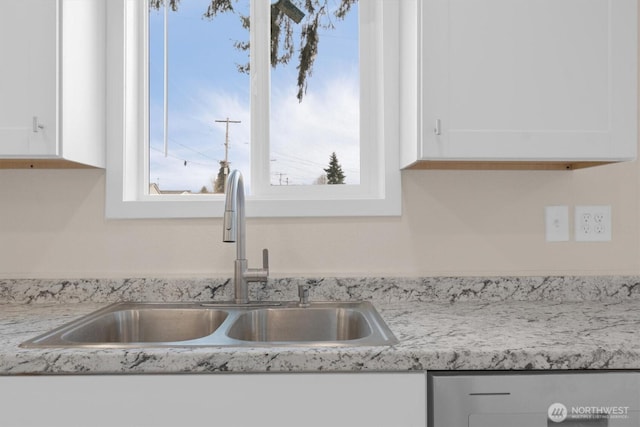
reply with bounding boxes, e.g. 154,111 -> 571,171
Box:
223,170 -> 269,304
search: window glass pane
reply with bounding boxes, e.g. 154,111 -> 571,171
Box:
148,0 -> 251,194
269,1 -> 360,186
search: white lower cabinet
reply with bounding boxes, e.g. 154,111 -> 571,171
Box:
0,372 -> 426,427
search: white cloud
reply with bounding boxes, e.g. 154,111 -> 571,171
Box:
149,73 -> 360,192
270,74 -> 360,185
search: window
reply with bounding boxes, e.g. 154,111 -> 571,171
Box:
148,0 -> 252,193
105,0 -> 401,218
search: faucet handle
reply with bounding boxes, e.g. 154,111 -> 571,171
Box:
262,248 -> 269,273
298,284 -> 311,307
244,249 -> 269,285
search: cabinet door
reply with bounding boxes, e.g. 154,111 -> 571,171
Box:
421,0 -> 637,162
0,373 -> 426,427
0,0 -> 57,156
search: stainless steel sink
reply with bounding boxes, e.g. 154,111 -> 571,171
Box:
226,307 -> 370,342
61,306 -> 228,344
20,301 -> 398,348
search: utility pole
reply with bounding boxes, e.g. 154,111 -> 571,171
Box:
274,172 -> 287,186
215,118 -> 241,190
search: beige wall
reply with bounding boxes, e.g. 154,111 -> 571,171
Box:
1,161 -> 638,279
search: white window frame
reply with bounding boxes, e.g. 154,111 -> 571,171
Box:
105,0 -> 402,219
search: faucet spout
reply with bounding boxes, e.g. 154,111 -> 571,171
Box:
223,169 -> 246,259
223,170 -> 269,304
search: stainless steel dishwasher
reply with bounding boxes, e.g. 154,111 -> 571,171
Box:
428,371 -> 640,427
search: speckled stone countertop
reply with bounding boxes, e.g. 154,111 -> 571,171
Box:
2,276 -> 640,375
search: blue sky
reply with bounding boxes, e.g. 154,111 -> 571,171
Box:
148,0 -> 359,193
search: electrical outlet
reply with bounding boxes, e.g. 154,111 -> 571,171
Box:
574,205 -> 612,242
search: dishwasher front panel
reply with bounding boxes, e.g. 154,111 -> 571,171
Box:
428,371 -> 640,427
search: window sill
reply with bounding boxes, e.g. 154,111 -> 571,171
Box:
105,185 -> 401,219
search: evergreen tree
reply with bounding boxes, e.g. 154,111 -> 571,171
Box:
149,0 -> 357,102
324,152 -> 345,184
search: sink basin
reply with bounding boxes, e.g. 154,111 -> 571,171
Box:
21,303 -> 229,347
21,301 -> 398,348
227,307 -> 371,342
61,307 -> 228,344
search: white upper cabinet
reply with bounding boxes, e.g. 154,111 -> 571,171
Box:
0,0 -> 105,168
0,0 -> 56,158
401,0 -> 638,169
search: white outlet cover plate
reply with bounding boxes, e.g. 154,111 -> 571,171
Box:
545,205 -> 569,242
575,205 -> 612,242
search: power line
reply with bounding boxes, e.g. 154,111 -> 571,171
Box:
169,138 -> 217,161
149,145 -> 215,168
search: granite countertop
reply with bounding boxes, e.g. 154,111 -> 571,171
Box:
2,276 -> 640,375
